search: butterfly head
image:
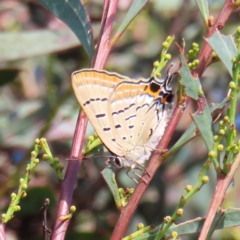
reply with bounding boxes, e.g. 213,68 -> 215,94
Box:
109,156 -> 124,168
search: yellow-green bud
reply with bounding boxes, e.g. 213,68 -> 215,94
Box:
171,231 -> 178,238
162,41 -> 169,48
156,72 -> 161,78
54,158 -> 59,164
202,176 -> 209,184
58,164 -> 64,170
165,54 -> 171,60
35,138 -> 40,144
193,59 -> 199,66
224,116 -> 230,123
40,138 -> 46,142
31,151 -> 37,157
229,81 -> 236,89
192,43 -> 199,48
33,158 -> 39,164
43,154 -> 49,160
70,206 -> 76,212
217,144 -> 224,152
87,135 -> 94,142
166,36 -> 172,41
11,193 -> 17,199
176,208 -> 184,216
188,63 -> 192,68
232,57 -> 237,63
185,185 -> 192,192
1,214 -> 6,219
209,151 -> 217,158
118,188 -> 124,194
237,27 -> 240,33
129,188 -> 134,194
213,135 -> 219,141
212,52 -> 217,58
137,223 -> 144,230
153,61 -> 159,67
219,129 -> 225,135
93,132 -> 99,138
22,192 -> 27,198
163,216 -> 172,223
14,205 -> 21,211
188,50 -> 193,54
22,184 -> 28,190
19,178 -> 24,184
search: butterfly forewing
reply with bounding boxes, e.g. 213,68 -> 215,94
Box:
72,69 -> 130,156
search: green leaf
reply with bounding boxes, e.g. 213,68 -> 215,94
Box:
192,101 -> 214,151
195,0 -> 209,26
169,97 -> 229,155
114,0 -> 149,38
101,164 -> 121,210
0,29 -> 80,62
0,68 -> 20,87
206,32 -> 237,77
133,208 -> 240,239
179,54 -> 201,100
37,0 -> 94,58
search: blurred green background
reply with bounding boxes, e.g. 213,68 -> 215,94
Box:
0,0 -> 240,239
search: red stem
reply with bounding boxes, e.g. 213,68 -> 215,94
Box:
52,0 -> 119,239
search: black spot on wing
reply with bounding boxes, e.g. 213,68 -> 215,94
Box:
125,115 -> 136,121
83,100 -> 90,106
149,128 -> 153,137
124,103 -> 135,111
102,98 -> 108,102
111,138 -> 116,142
96,113 -> 106,118
122,137 -> 126,140
115,124 -> 121,129
90,98 -> 95,102
136,103 -> 149,111
150,82 -> 161,92
103,127 -> 111,132
128,125 -> 134,129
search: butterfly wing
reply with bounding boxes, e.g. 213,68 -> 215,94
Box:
72,69 -> 132,156
109,76 -> 173,158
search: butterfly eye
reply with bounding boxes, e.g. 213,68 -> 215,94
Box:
111,156 -> 123,168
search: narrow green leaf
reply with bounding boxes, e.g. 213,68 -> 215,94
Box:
192,103 -> 214,151
114,0 -> 149,37
101,164 -> 121,210
179,54 -> 201,100
206,32 -> 237,77
0,29 -> 80,62
37,0 -> 94,58
169,97 -> 229,155
195,0 -> 209,26
133,208 -> 240,239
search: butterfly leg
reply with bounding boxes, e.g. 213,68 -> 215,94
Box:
127,166 -> 148,184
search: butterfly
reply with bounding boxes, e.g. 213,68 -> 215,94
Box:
71,69 -> 174,183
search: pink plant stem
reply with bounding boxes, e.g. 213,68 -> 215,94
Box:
52,112 -> 88,239
111,1 -> 238,239
52,0 -> 119,239
0,224 -> 6,240
198,152 -> 240,240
